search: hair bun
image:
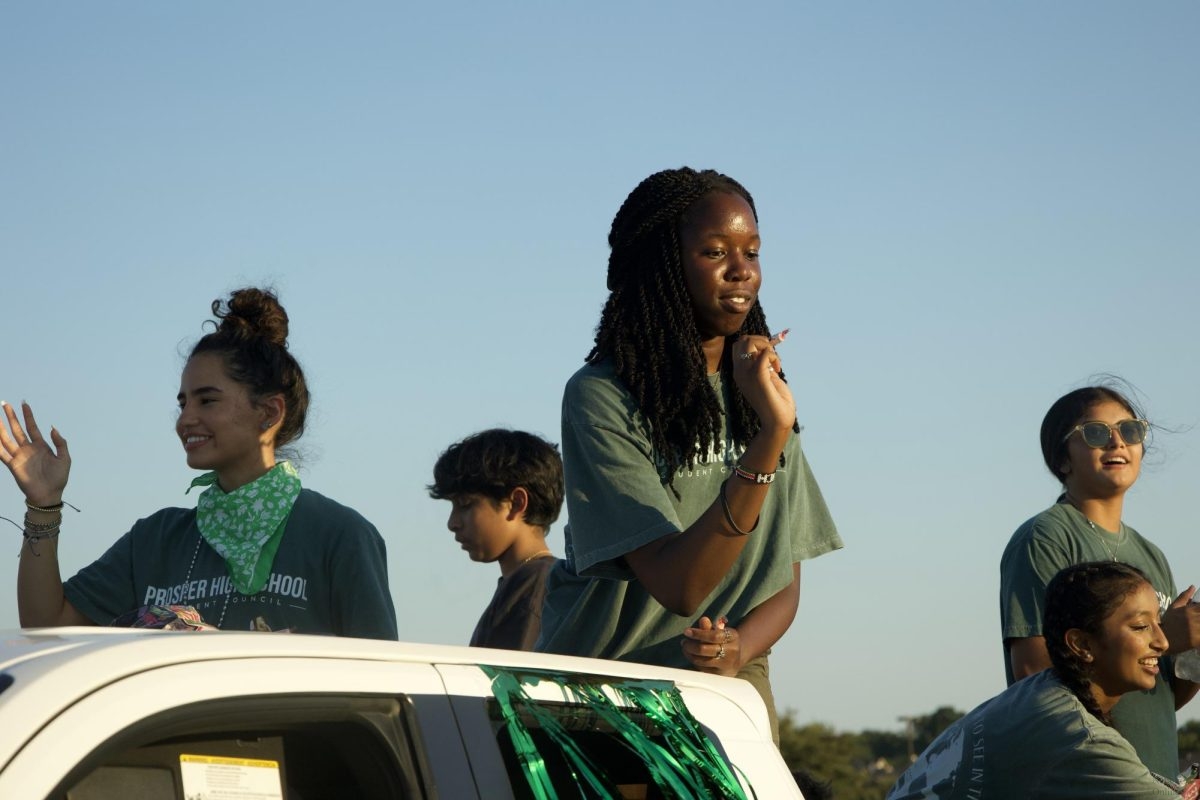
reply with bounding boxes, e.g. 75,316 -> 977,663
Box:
211,287 -> 290,347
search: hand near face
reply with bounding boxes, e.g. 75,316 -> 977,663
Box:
683,615 -> 741,677
1163,585 -> 1200,655
0,401 -> 70,506
732,334 -> 796,434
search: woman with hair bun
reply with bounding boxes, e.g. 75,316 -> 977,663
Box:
2,287 -> 398,639
890,563 -> 1187,798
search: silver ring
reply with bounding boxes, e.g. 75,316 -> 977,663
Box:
716,644 -> 726,660
737,352 -> 754,361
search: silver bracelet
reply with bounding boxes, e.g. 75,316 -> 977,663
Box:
719,479 -> 758,536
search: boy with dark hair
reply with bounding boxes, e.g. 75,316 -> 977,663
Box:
429,429 -> 564,650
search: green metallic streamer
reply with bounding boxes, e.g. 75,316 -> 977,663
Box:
483,666 -> 754,800
610,683 -> 753,800
488,669 -> 621,798
569,682 -> 711,797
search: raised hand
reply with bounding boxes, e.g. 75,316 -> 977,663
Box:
0,401 -> 70,507
731,331 -> 796,434
1163,585 -> 1200,655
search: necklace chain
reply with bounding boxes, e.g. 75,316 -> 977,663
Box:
1065,494 -> 1124,561
1083,517 -> 1124,561
184,532 -> 234,628
518,549 -> 553,568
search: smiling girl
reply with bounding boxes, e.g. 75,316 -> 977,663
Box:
891,563 -> 1186,798
1000,385 -> 1200,777
536,167 -> 842,739
2,288 -> 397,638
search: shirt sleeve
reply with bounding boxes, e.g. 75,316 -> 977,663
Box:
778,445 -> 842,562
63,529 -> 141,625
561,371 -> 683,580
1000,521 -> 1072,640
1040,732 -> 1180,798
327,514 -> 398,641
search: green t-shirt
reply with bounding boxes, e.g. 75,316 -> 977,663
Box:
537,361 -> 843,668
64,488 -> 398,640
999,501 -> 1179,777
887,670 -> 1179,799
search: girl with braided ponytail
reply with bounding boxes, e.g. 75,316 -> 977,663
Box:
1,288 -> 397,639
536,167 -> 842,738
889,562 -> 1184,799
1001,385 -> 1200,777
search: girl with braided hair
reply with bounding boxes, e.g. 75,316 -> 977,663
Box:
536,167 -> 842,737
1001,385 -> 1200,777
889,562 -> 1185,799
1,287 -> 397,638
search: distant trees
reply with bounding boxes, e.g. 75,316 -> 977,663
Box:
1181,720 -> 1200,772
778,709 -> 1198,799
776,708 -> 965,800
778,718 -> 896,800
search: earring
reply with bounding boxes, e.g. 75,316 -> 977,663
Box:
1083,653 -> 1092,662
261,421 -> 272,431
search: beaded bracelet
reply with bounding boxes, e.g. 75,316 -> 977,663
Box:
732,463 -> 776,484
718,479 -> 759,536
3,501 -> 77,557
23,515 -> 62,533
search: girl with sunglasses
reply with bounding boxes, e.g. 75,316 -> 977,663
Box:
1000,385 -> 1200,778
535,167 -> 842,740
2,287 -> 398,638
892,562 -> 1188,798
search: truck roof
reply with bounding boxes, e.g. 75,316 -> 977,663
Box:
0,626 -> 771,731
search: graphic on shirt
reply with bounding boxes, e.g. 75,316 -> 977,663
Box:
893,722 -> 967,798
141,571 -> 310,619
1155,589 -> 1171,614
657,438 -> 744,481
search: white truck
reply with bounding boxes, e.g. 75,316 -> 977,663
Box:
0,628 -> 803,798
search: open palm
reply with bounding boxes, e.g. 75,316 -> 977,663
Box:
0,402 -> 70,506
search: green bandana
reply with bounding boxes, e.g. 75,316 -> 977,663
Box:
187,462 -> 302,595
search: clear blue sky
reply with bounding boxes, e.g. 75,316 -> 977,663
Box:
2,2 -> 1197,733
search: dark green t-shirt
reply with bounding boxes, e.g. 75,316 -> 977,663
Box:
470,555 -> 554,650
537,361 -> 842,668
887,670 -> 1178,799
999,501 -> 1179,777
64,488 -> 398,639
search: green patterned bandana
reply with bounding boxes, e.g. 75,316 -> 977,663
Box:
187,462 -> 301,595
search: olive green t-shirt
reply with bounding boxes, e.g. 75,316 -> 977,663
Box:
887,670 -> 1178,799
999,501 -> 1179,777
537,361 -> 842,668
